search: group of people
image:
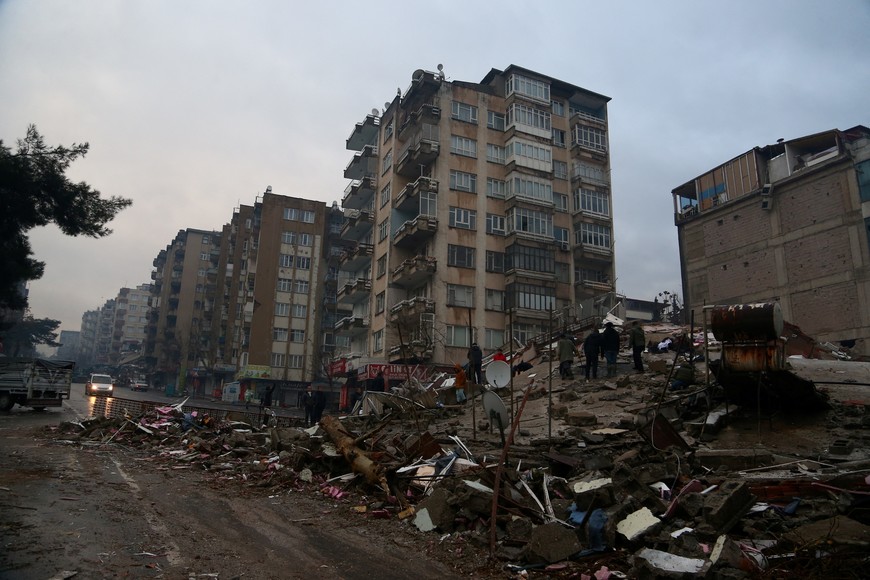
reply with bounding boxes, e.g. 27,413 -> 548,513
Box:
557,320 -> 647,380
301,386 -> 327,426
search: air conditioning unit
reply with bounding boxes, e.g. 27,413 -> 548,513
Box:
559,241 -> 570,251
760,183 -> 773,210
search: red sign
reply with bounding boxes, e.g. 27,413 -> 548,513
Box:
329,358 -> 347,376
361,364 -> 429,381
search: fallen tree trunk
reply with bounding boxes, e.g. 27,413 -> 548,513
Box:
321,415 -> 390,496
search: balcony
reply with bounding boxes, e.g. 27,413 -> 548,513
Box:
395,176 -> 438,213
343,144 -> 378,180
389,341 -> 434,361
337,278 -> 372,305
395,125 -> 440,177
400,69 -> 442,111
571,109 -> 607,129
389,296 -> 435,322
342,175 -> 376,210
391,255 -> 437,288
340,208 -> 375,241
576,279 -> 614,292
398,98 -> 441,140
339,243 -> 374,271
346,114 -> 380,151
334,315 -> 369,337
573,242 -> 614,263
393,216 -> 438,248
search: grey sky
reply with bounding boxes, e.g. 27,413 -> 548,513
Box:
2,0 -> 868,334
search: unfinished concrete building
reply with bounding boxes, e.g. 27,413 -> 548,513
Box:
672,126 -> 870,357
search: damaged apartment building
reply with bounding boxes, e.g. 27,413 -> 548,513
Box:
337,64 -> 616,377
672,126 -> 870,357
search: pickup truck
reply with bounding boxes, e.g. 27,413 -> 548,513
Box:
0,358 -> 74,411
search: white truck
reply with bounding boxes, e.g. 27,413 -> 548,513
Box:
0,358 -> 74,411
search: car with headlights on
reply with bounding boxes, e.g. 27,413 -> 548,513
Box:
86,373 -> 115,396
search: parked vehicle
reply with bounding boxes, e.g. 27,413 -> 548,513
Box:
0,358 -> 74,411
86,373 -> 115,397
130,378 -> 148,392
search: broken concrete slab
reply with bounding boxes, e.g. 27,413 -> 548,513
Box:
782,515 -> 870,547
617,507 -> 661,542
632,547 -> 707,578
703,480 -> 755,534
695,448 -> 775,471
527,521 -> 582,564
565,409 -> 598,426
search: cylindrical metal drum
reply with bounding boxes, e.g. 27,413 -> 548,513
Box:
710,303 -> 783,342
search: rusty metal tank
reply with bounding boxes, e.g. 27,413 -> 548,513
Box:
710,303 -> 783,343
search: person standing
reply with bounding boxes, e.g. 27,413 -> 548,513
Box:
629,321 -> 646,373
467,343 -> 483,385
312,385 -> 327,424
557,334 -> 577,380
582,328 -> 603,380
303,386 -> 315,426
601,322 -> 621,378
260,383 -> 275,410
370,370 -> 386,393
453,363 -> 467,404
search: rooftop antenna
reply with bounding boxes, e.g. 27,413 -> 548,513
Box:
371,107 -> 379,117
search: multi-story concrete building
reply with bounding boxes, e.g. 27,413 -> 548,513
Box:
338,64 -> 615,377
672,125 -> 870,356
55,330 -> 80,361
77,309 -> 98,368
111,284 -> 151,365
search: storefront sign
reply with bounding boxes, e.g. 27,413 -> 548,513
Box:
328,358 -> 347,376
238,364 -> 271,379
360,363 -> 429,381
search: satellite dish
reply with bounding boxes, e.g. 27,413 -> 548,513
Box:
384,102 -> 390,110
437,63 -> 443,71
371,108 -> 379,116
482,391 -> 510,446
486,360 -> 511,390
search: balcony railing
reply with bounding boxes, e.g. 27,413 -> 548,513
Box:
337,278 -> 372,304
389,296 -> 435,320
393,216 -> 438,248
395,176 -> 438,212
391,255 -> 437,288
346,114 -> 380,151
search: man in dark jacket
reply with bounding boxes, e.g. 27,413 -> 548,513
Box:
582,328 -> 603,380
467,343 -> 483,385
601,322 -> 621,378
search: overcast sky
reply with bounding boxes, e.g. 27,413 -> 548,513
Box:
2,0 -> 868,335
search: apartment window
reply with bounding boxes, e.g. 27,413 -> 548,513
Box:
578,222 -> 612,249
294,280 -> 309,294
449,207 -> 477,230
376,255 -> 387,278
554,226 -> 569,244
299,233 -> 312,247
450,170 -> 477,193
446,325 -> 471,348
292,304 -> 307,318
578,268 -> 608,284
447,284 -> 474,307
485,289 -> 505,311
373,329 -> 384,352
486,144 -> 506,164
201,235 -> 210,244
506,244 -> 555,274
288,354 -> 304,368
575,187 -> 610,216
486,214 -> 505,235
382,149 -> 393,174
380,183 -> 391,208
554,193 -> 568,212
487,178 -> 506,199
273,328 -> 288,341
197,269 -> 205,278
383,119 -> 394,141
508,175 -> 553,204
447,244 -> 475,268
281,254 -> 296,268
302,210 -> 315,223
290,329 -> 305,343
277,278 -> 292,292
506,282 -> 556,311
451,101 -> 478,124
507,103 -> 551,132
485,328 -> 505,350
420,191 -> 437,216
485,251 -> 505,273
450,135 -> 477,157
275,302 -> 289,317
553,160 -> 568,180
378,218 -> 389,242
573,162 -> 609,184
284,208 -> 299,221
506,74 -> 550,103
282,231 -> 296,245
509,139 -> 552,164
296,256 -> 311,270
487,111 -> 506,131
271,352 -> 285,367
551,100 -> 565,116
572,125 -> 607,151
200,252 -> 209,261
506,207 -> 553,238
375,291 -> 385,314
857,160 -> 870,202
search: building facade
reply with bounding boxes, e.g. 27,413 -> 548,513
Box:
672,126 -> 870,356
338,64 -> 615,371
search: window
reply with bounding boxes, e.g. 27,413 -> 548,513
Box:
201,235 -> 210,244
380,183 -> 391,208
450,135 -> 477,157
553,160 -> 568,179
279,254 -> 293,268
277,278 -> 292,292
573,162 -> 610,184
509,139 -> 552,164
507,103 -> 551,133
447,284 -> 474,307
485,251 -> 505,273
200,252 -> 209,261
376,255 -> 387,278
384,119 -> 393,141
282,231 -> 296,245
857,160 -> 870,202
197,269 -> 205,278
505,74 -> 550,103
572,125 -> 607,151
290,329 -> 305,342
382,149 -> 392,173
420,191 -> 437,216
555,193 -> 569,212
292,304 -> 307,318
485,328 -> 505,350
449,207 -> 477,230
486,214 -> 506,235
506,282 -> 556,311
275,302 -> 289,317
375,291 -> 385,314
506,244 -> 555,274
578,268 -> 608,284
575,187 -> 610,216
373,329 -> 384,352
551,100 -> 565,116
486,144 -> 506,164
451,101 -> 478,123
450,170 -> 477,193
485,289 -> 504,311
302,210 -> 315,223
579,223 -> 612,249
283,208 -> 299,221
507,175 -> 553,204
271,353 -> 285,367
378,218 -> 389,242
447,244 -> 475,268
296,256 -> 311,270
552,129 -> 566,148
299,233 -> 312,247
446,325 -> 471,348
487,111 -> 505,131
506,207 -> 553,238
288,354 -> 304,368
294,280 -> 310,294
554,227 -> 569,243
273,328 -> 288,341
487,178 -> 506,198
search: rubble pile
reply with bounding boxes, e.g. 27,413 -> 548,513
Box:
49,352 -> 870,578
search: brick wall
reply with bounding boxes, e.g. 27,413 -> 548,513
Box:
707,248 -> 778,302
778,171 -> 849,233
790,282 -> 860,336
783,230 -> 853,285
702,207 -> 771,257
